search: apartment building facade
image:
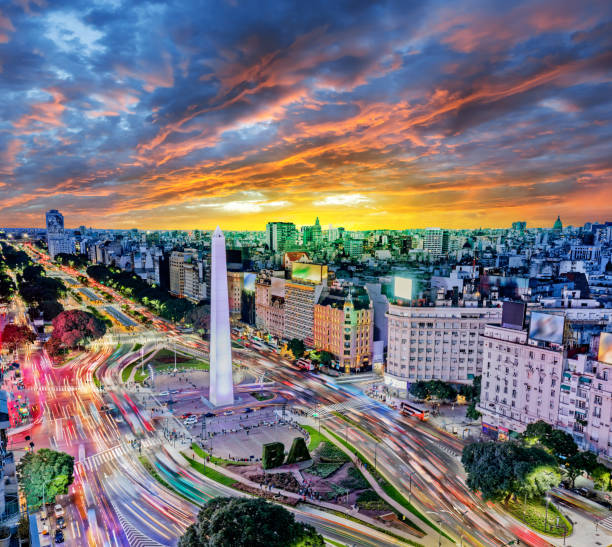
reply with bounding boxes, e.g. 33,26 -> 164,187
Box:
385,304 -> 502,394
314,296 -> 373,373
284,280 -> 327,345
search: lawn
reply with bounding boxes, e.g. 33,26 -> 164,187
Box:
506,496 -> 572,537
323,427 -> 438,539
147,348 -> 209,372
121,362 -> 136,383
182,454 -> 238,487
318,441 -> 350,463
250,391 -> 274,401
134,366 -> 149,383
302,425 -> 325,451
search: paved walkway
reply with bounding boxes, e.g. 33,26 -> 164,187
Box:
185,446 -> 427,542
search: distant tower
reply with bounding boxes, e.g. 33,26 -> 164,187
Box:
552,215 -> 563,235
209,227 -> 234,406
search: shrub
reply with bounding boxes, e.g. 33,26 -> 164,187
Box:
286,437 -> 311,464
262,442 -> 285,469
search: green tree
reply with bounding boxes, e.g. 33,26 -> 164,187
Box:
565,451 -> 598,488
591,464 -> 612,491
522,421 -> 553,446
461,441 -> 559,502
262,442 -> 285,469
288,338 -> 305,359
0,272 -> 16,303
409,381 -> 430,400
318,351 -> 334,366
465,401 -> 482,420
285,437 -> 311,464
178,497 -> 324,547
17,449 -> 74,509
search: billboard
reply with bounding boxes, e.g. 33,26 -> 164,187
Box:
394,277 -> 413,300
598,333 -> 612,365
501,301 -> 526,330
243,272 -> 256,293
291,263 -> 328,284
528,312 -> 564,345
270,277 -> 285,297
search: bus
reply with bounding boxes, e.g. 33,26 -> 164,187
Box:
400,401 -> 430,421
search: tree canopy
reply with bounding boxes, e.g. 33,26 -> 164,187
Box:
409,379 -> 457,401
50,309 -> 106,349
178,497 -> 324,547
87,263 -> 194,322
288,338 -> 306,359
1,324 -> 36,352
17,449 -> 74,509
461,441 -> 560,501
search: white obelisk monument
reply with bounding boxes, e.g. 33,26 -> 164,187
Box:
209,226 -> 234,406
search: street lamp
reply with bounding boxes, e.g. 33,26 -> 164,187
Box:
406,470 -> 417,502
374,441 -> 380,471
544,495 -> 551,533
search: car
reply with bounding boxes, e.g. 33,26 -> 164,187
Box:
159,391 -> 170,396
54,504 -> 64,518
204,412 -> 216,418
114,415 -> 124,423
54,529 -> 64,543
223,410 -> 234,416
243,408 -> 253,413
56,516 -> 66,529
180,413 -> 192,419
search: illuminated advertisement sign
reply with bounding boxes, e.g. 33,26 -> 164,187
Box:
394,277 -> 413,300
599,333 -> 612,365
243,272 -> 256,293
528,312 -> 564,344
291,263 -> 328,284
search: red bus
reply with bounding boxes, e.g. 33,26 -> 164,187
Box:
400,401 -> 430,421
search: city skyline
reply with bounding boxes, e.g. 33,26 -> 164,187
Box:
1,1 -> 611,230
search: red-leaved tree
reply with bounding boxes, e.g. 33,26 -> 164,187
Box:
50,309 -> 106,349
1,324 -> 36,352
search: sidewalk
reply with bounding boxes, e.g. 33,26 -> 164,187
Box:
184,446 -> 427,542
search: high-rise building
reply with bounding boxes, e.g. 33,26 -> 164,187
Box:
423,227 -> 449,257
169,249 -> 199,296
266,222 -> 297,253
255,272 -> 286,338
284,281 -> 327,344
385,304 -> 502,394
227,271 -> 243,315
45,209 -> 75,259
511,221 -> 527,232
314,292 -> 373,373
0,391 -> 19,525
209,227 -> 234,407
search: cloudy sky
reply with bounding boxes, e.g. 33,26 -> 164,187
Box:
1,0 -> 610,230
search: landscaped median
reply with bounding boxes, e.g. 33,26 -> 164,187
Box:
179,451 -> 426,546
506,496 -> 572,537
321,426 -> 455,543
182,454 -> 239,487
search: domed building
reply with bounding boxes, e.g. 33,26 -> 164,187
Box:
552,215 -> 563,235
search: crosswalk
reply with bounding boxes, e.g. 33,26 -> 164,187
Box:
78,438 -> 159,471
597,514 -> 612,532
110,498 -> 164,547
304,397 -> 377,418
